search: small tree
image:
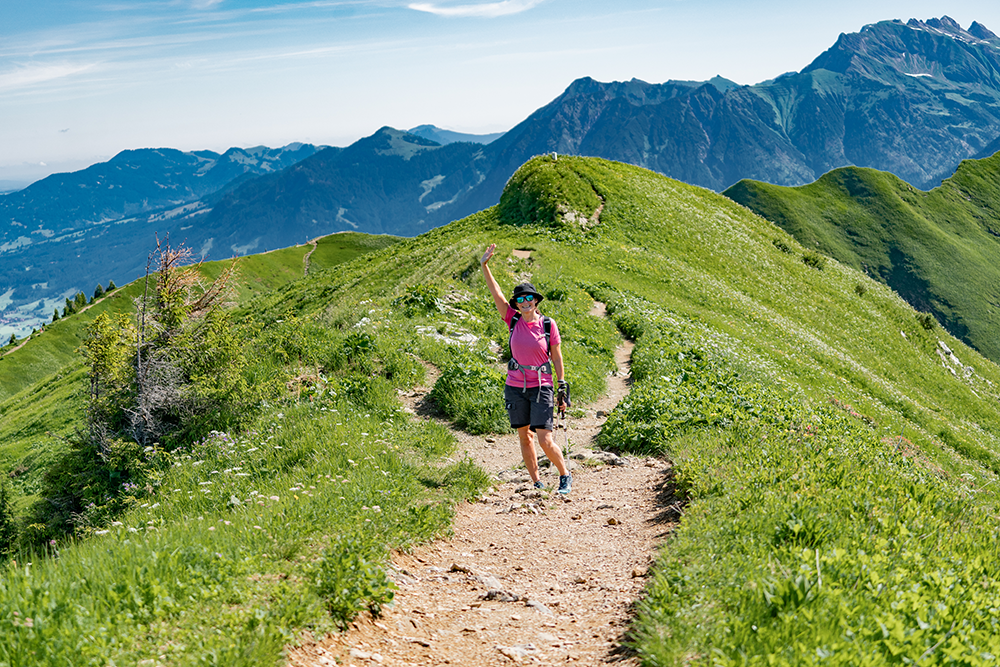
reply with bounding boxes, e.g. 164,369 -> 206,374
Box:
65,297 -> 75,316
74,292 -> 87,310
7,334 -> 14,347
107,279 -> 117,291
53,308 -> 60,321
93,283 -> 105,301
81,312 -> 137,431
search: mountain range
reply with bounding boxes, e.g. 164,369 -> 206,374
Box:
4,15 -> 1000,337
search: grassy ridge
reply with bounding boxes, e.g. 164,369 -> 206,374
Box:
723,154 -> 1000,362
6,155 -> 1000,663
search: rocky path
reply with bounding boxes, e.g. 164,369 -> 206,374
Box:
288,303 -> 678,667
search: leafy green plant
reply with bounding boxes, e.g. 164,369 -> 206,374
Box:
313,535 -> 396,630
917,312 -> 936,330
392,283 -> 445,316
802,250 -> 826,269
429,361 -> 508,434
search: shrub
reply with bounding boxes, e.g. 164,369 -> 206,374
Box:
917,312 -> 936,330
802,250 -> 826,269
0,478 -> 18,559
392,283 -> 444,317
854,283 -> 867,296
313,535 -> 395,630
429,362 -> 509,434
772,238 -> 792,253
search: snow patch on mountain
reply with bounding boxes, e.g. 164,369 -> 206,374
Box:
419,175 -> 446,202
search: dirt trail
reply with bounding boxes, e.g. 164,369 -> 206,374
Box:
288,302 -> 678,667
303,239 -> 319,276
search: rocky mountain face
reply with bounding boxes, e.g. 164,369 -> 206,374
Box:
5,16 -> 1000,338
211,15 -> 1000,238
482,17 -> 1000,192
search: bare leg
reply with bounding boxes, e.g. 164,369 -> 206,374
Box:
518,426 -> 541,482
536,428 -> 569,476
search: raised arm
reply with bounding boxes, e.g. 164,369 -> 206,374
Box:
480,243 -> 508,318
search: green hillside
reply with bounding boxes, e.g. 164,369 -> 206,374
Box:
4,156 -> 1000,664
723,153 -> 1000,362
0,232 -> 397,505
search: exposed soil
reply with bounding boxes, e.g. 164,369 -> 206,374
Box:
288,302 -> 679,667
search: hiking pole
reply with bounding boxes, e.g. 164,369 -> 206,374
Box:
559,405 -> 568,455
557,379 -> 570,457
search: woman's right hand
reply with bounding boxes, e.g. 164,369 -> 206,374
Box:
480,243 -> 496,266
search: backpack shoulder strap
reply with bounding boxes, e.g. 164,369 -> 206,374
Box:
543,316 -> 552,356
508,311 -> 521,333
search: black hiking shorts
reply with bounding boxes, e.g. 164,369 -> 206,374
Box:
504,384 -> 555,432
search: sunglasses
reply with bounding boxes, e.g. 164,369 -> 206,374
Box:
515,294 -> 536,303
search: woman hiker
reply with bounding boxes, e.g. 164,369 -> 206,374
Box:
480,243 -> 573,494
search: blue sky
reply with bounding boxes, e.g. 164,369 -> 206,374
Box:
2,0 -> 999,185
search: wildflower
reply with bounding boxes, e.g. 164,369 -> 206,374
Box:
95,530 -> 110,535
209,526 -> 216,531
269,495 -> 279,501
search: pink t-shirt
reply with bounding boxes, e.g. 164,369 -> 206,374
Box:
503,305 -> 561,388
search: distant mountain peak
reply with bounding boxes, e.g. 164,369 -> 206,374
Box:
905,16 -> 999,45
970,21 -> 999,41
406,124 -> 505,146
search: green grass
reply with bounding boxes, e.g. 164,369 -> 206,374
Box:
724,154 -> 1000,362
7,154 -> 1000,663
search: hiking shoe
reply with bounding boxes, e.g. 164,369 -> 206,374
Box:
557,474 -> 572,495
533,480 -> 545,489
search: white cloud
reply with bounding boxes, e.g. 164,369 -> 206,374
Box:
0,63 -> 97,92
408,0 -> 545,18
